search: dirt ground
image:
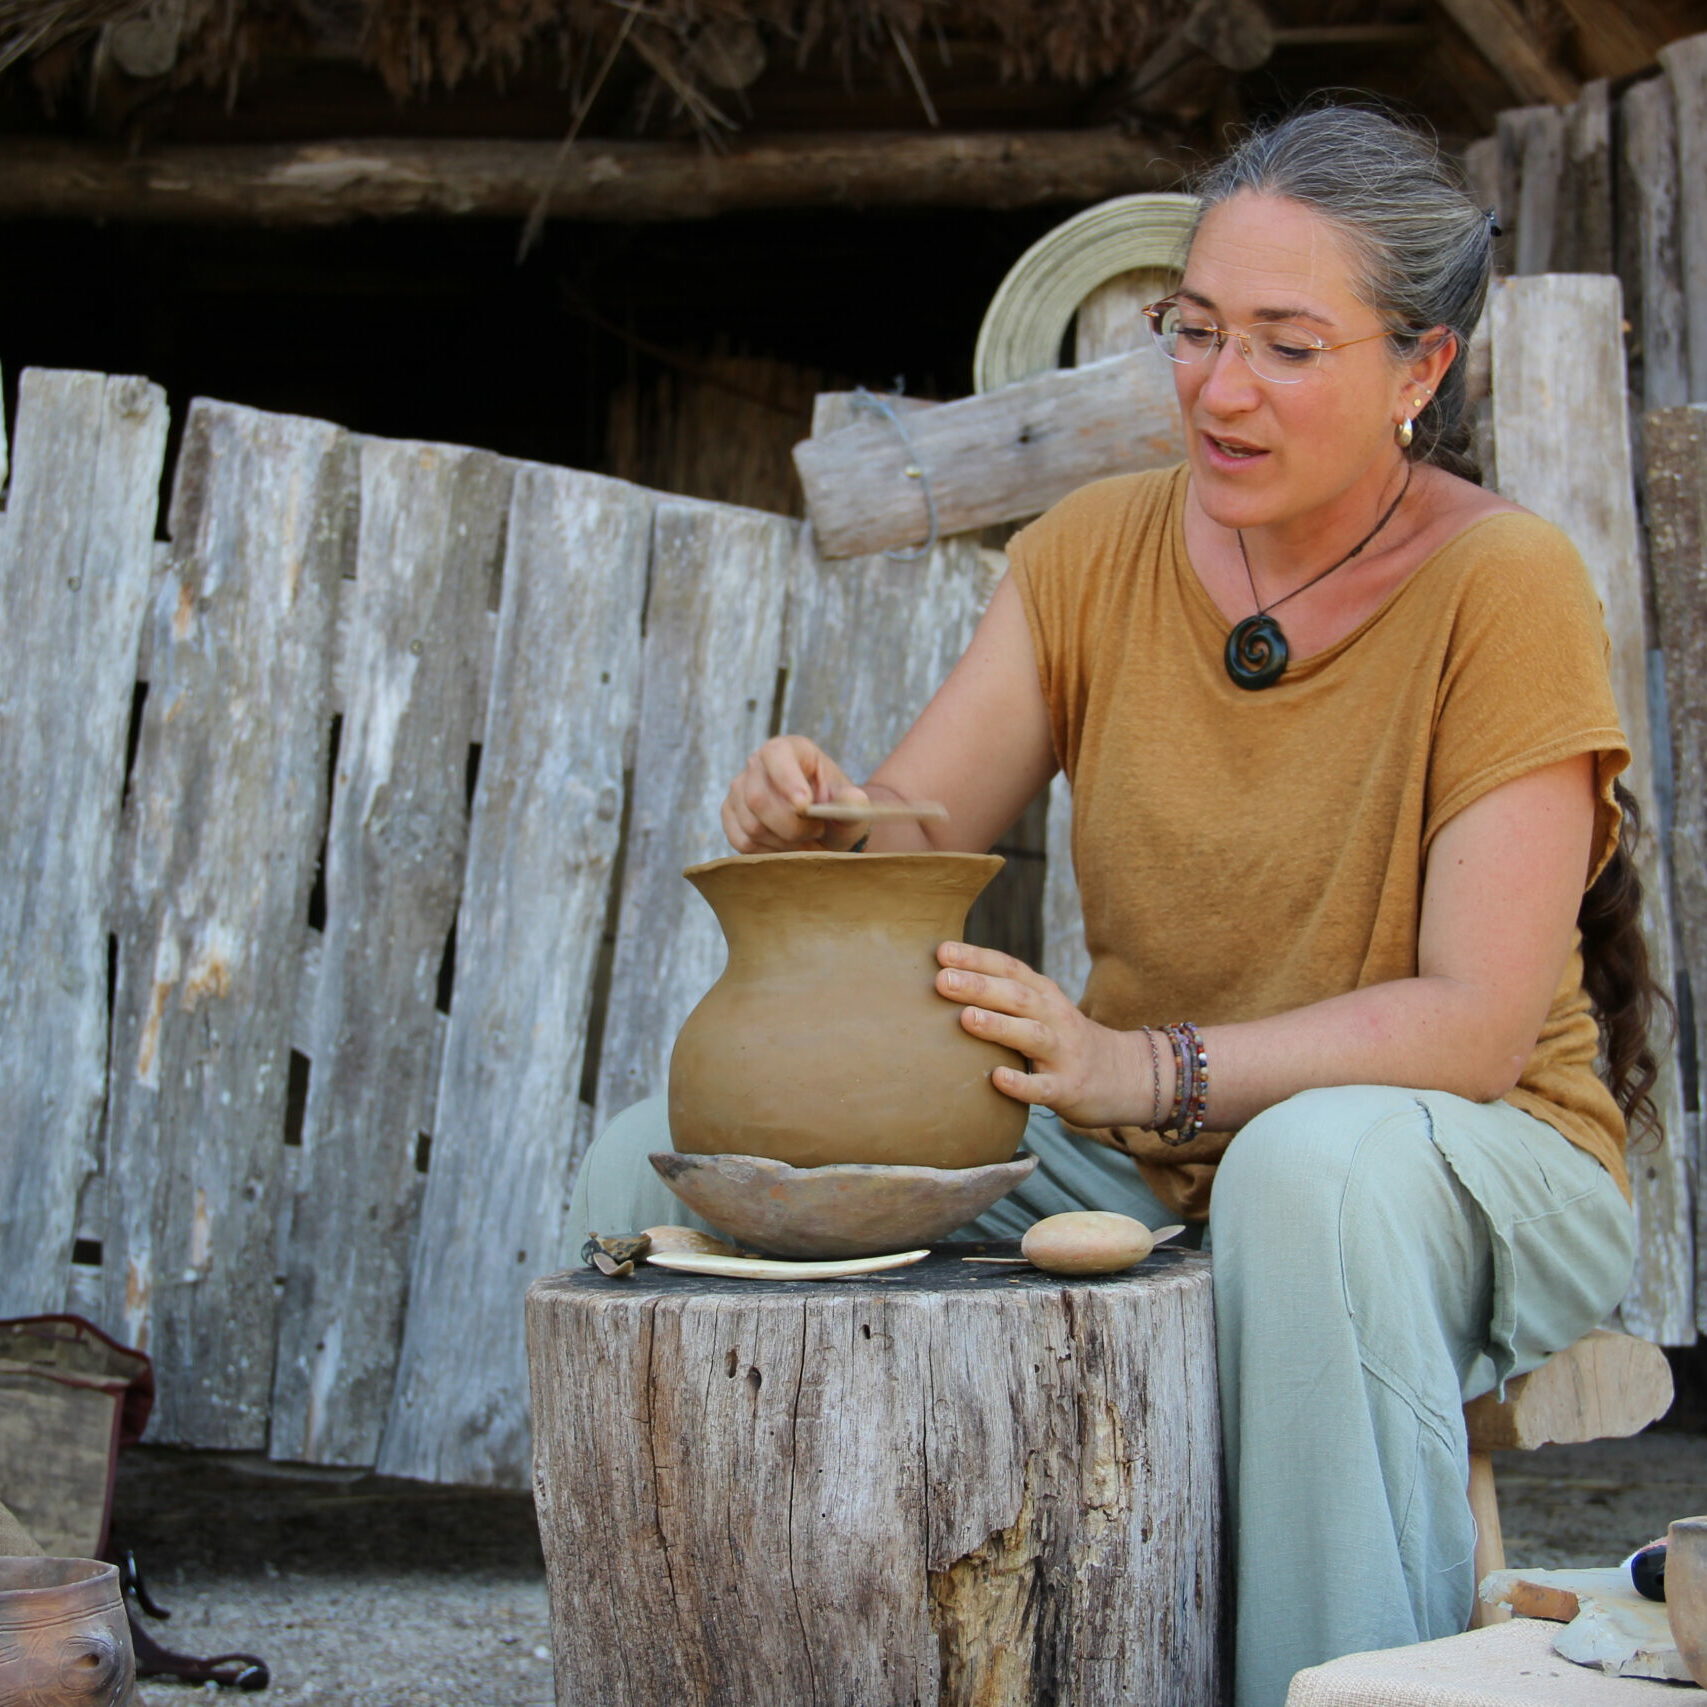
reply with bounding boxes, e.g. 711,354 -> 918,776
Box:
114,1416 -> 1707,1707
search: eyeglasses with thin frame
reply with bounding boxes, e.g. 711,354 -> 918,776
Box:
1142,295 -> 1414,384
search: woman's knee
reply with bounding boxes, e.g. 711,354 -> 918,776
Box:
1210,1087 -> 1487,1333
1212,1087 -> 1434,1227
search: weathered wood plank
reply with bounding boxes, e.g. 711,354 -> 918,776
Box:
0,369 -> 168,1316
100,399 -> 352,1445
1490,275 -> 1696,1343
268,440 -> 513,1467
1622,76 -> 1690,411
378,466 -> 652,1487
793,351 -> 1184,560
592,500 -> 795,1132
1643,403 -> 1707,1331
290,930 -> 447,1153
781,532 -> 991,786
1659,34 -> 1707,403
528,1252 -> 1222,1705
1073,267 -> 1177,362
142,568 -> 501,740
1565,82 -> 1614,276
1501,104 -> 1566,275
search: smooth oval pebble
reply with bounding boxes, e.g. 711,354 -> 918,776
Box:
1021,1210 -> 1155,1275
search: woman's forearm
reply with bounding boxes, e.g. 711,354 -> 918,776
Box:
1183,973 -> 1542,1132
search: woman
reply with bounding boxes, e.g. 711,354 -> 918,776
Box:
570,108 -> 1659,1707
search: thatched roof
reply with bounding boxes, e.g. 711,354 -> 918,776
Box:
16,0 -> 1197,108
4,0 -> 1705,223
14,0 -> 1707,142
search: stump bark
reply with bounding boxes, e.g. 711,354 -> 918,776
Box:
526,1245 -> 1222,1706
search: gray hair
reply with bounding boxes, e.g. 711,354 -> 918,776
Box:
1190,107 -> 1495,481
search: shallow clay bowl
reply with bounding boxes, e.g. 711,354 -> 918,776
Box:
648,1150 -> 1038,1259
1669,1515 -> 1707,1687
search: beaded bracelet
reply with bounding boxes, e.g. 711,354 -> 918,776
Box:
1164,1025 -> 1189,1127
1157,1021 -> 1210,1146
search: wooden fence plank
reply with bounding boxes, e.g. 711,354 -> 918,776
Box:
592,500 -> 795,1135
781,535 -> 991,788
268,440 -> 513,1467
378,466 -> 652,1486
1074,267 -> 1177,363
793,352 -> 1183,560
1643,403 -> 1707,1331
1565,82 -> 1614,275
1503,105 -> 1567,275
1658,34 -> 1707,402
1622,76 -> 1690,411
1490,275 -> 1696,1343
1463,137 -> 1506,274
0,369 -> 168,1316
100,399 -> 353,1445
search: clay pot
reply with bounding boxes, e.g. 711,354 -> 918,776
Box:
668,851 -> 1028,1169
0,1558 -> 134,1707
1669,1515 -> 1707,1687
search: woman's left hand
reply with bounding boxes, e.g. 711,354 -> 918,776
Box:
935,942 -> 1152,1130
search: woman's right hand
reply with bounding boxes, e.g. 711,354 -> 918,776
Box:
722,736 -> 870,853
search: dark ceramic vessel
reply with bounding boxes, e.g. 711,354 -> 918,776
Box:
0,1558 -> 134,1707
1671,1517 -> 1707,1687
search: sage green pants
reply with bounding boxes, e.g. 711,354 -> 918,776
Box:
567,1085 -> 1635,1707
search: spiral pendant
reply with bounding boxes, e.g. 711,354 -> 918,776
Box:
1225,613 -> 1288,689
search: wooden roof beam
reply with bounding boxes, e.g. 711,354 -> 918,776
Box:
1429,0 -> 1580,106
0,131 -> 1193,224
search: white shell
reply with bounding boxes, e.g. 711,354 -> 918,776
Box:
643,1248 -> 930,1281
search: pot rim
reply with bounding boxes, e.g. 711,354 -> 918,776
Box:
0,1556 -> 123,1613
685,849 -> 1004,881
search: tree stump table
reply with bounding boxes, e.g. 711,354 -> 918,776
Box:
526,1242 -> 1223,1706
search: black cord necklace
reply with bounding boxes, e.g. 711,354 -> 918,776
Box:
1224,464 -> 1414,690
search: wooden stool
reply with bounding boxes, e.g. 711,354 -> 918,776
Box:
1463,1329 -> 1674,1628
526,1243 -> 1223,1707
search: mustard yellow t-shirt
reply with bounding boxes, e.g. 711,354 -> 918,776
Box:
1008,465 -> 1631,1221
